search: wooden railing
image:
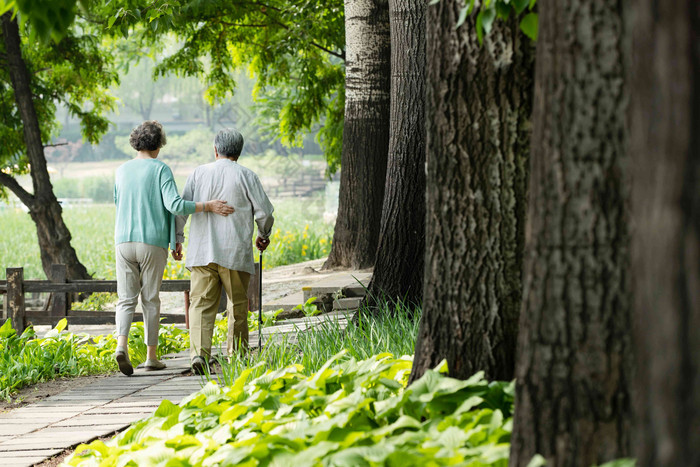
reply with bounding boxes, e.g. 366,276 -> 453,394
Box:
0,263 -> 260,334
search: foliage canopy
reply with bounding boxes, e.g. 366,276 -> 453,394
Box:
100,0 -> 346,173
0,7 -> 117,196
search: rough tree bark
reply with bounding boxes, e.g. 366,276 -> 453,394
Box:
0,13 -> 90,280
364,0 -> 425,305
324,0 -> 390,270
409,3 -> 534,382
509,1 -> 632,465
629,1 -> 700,465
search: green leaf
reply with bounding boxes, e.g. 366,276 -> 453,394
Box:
481,7 -> 497,36
519,12 -> 538,41
598,460 -> 637,467
0,1 -> 16,16
0,319 -> 15,338
164,435 -> 201,450
512,0 -> 530,14
455,5 -> 469,29
496,3 -> 511,20
529,0 -> 537,8
55,318 -> 67,333
476,10 -> 485,44
527,454 -> 548,467
154,399 -> 181,418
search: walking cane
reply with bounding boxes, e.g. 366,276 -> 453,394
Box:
258,250 -> 263,350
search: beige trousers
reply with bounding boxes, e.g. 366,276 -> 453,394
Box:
189,263 -> 250,361
115,242 -> 168,346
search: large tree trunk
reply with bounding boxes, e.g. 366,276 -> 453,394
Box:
629,1 -> 700,465
1,13 -> 90,280
364,0 -> 425,305
409,4 -> 534,382
324,0 -> 390,270
509,1 -> 632,465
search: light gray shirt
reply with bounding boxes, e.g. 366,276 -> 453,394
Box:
177,158 -> 274,275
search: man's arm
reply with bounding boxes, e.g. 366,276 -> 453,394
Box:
247,173 -> 275,241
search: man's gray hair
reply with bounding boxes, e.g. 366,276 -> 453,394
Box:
215,128 -> 244,158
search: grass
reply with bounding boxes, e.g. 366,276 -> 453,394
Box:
215,300 -> 421,387
0,195 -> 332,280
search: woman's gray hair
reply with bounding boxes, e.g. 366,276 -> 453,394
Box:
129,121 -> 167,151
214,128 -> 244,158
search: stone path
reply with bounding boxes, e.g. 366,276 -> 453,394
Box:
0,268 -> 371,466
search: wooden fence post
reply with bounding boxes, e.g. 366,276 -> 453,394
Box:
49,264 -> 69,328
6,268 -> 25,334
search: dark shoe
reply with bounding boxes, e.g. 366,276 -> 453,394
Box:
115,347 -> 133,376
192,356 -> 207,375
144,359 -> 167,371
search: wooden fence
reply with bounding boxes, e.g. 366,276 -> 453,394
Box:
0,263 -> 260,335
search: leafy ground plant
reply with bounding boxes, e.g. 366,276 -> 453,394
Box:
0,319 -> 190,401
67,352 -> 513,466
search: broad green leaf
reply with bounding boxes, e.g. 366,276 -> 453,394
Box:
154,400 -> 181,418
220,404 -> 247,424
0,319 -> 15,338
55,318 -> 67,333
520,12 -> 538,41
164,434 -> 201,450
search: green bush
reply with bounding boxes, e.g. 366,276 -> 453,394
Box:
67,352 -> 514,466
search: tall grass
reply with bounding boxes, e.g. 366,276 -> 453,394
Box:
216,301 -> 421,387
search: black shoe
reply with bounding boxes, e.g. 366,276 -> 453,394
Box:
115,347 -> 133,376
192,356 -> 206,375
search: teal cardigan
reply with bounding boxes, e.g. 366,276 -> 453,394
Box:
114,158 -> 196,250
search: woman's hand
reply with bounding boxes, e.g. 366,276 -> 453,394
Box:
171,242 -> 183,261
203,200 -> 234,216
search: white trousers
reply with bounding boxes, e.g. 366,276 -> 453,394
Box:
115,242 -> 168,346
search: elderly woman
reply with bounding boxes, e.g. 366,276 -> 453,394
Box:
113,121 -> 233,376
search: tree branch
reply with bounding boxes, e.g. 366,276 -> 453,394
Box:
44,142 -> 69,148
0,170 -> 35,207
217,6 -> 346,61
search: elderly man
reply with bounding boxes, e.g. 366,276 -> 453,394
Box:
178,128 -> 274,374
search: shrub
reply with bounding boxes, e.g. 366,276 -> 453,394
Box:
67,353 -> 514,466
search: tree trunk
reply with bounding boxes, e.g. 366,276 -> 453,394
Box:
409,4 -> 534,383
509,1 -> 632,465
1,13 -> 90,280
629,1 -> 700,465
365,0 -> 425,305
324,0 -> 390,270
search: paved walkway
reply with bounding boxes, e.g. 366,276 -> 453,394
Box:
0,268 -> 369,466
0,354 -> 201,466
